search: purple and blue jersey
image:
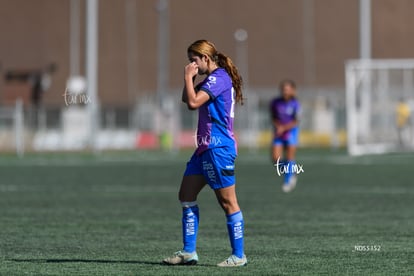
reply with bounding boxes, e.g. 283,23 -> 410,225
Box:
270,97 -> 300,145
195,68 -> 236,155
270,97 -> 300,124
184,68 -> 237,190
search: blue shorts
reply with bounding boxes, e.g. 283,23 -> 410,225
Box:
184,147 -> 236,190
273,127 -> 299,146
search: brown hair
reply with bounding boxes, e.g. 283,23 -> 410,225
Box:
187,40 -> 244,105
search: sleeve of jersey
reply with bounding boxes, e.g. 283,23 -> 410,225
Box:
199,74 -> 224,100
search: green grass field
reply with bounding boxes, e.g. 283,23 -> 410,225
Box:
0,149 -> 413,275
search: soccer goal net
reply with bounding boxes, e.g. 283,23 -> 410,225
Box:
346,59 -> 414,155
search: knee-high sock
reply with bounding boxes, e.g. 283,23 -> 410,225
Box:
226,211 -> 244,258
182,202 -> 199,253
284,160 -> 295,184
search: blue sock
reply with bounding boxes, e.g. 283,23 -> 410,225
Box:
284,160 -> 295,184
182,205 -> 199,253
226,211 -> 244,258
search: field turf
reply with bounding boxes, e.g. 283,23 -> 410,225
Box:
0,149 -> 413,275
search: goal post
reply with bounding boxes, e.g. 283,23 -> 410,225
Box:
346,59 -> 414,155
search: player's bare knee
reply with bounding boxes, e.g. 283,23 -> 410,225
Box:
218,198 -> 239,214
219,201 -> 230,213
179,190 -> 197,202
178,189 -> 184,201
178,191 -> 188,202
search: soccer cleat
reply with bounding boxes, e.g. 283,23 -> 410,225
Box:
282,176 -> 297,193
162,251 -> 198,265
217,254 -> 247,267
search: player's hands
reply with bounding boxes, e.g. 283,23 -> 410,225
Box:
184,62 -> 198,79
276,126 -> 285,137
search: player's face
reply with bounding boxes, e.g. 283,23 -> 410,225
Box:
188,53 -> 208,75
282,84 -> 295,100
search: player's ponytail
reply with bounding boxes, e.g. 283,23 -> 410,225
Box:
188,40 -> 244,105
215,52 -> 244,105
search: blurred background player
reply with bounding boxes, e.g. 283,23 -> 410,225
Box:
270,79 -> 300,193
396,97 -> 411,147
163,40 -> 246,267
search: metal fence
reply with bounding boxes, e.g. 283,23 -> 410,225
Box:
0,86 -> 347,155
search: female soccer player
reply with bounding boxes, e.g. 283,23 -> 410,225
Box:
163,40 -> 246,267
270,79 -> 300,193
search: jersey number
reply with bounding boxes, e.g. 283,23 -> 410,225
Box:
230,87 -> 235,118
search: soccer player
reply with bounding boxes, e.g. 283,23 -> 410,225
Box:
270,79 -> 300,193
163,40 -> 246,267
396,97 -> 411,147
